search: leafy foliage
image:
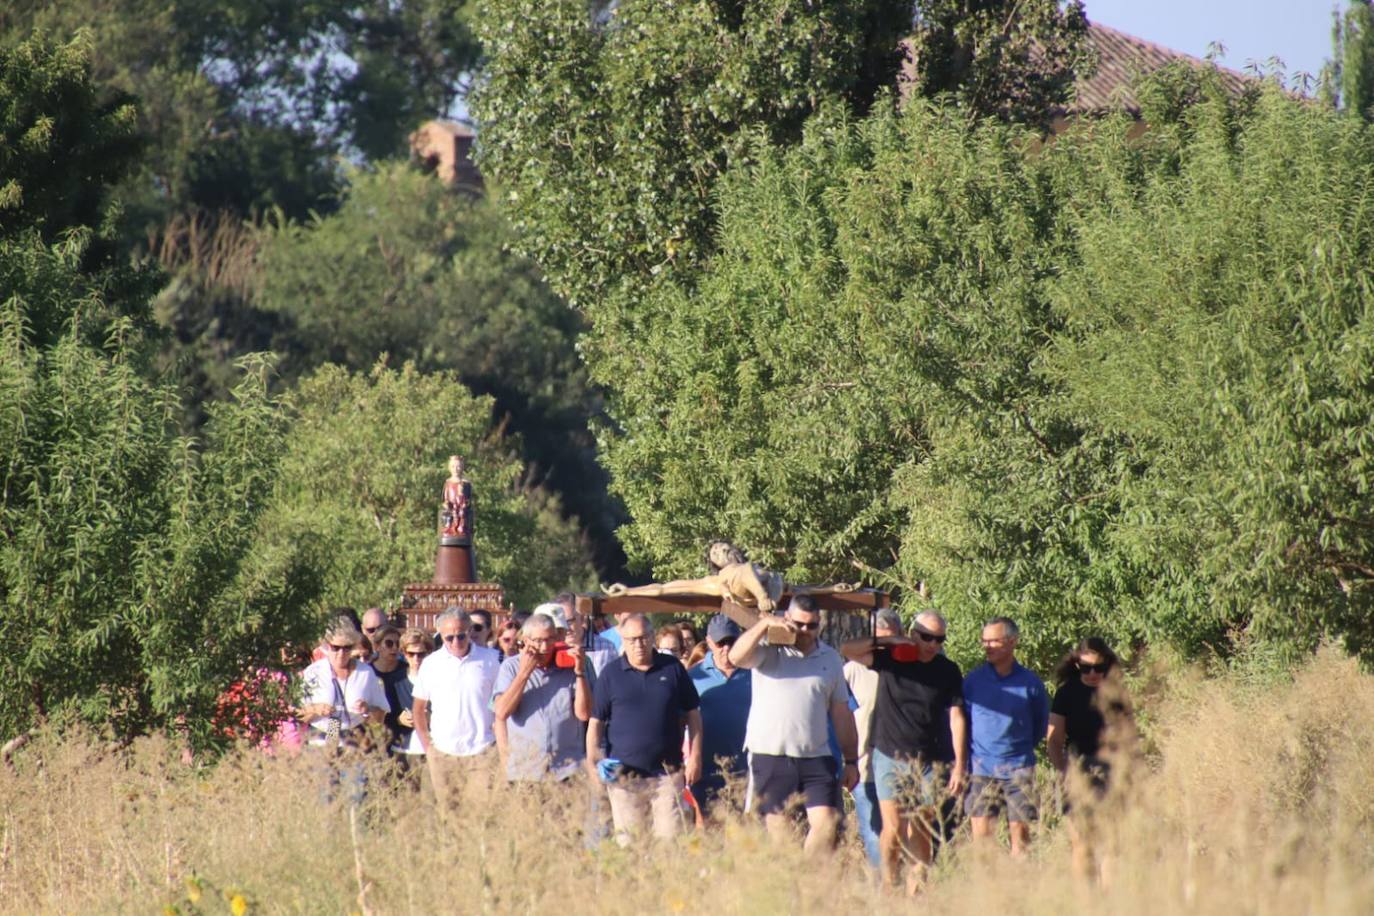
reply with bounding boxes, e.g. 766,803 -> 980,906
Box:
1321,0 -> 1374,121
902,0 -> 1094,127
599,67 -> 1374,671
0,249 -> 323,743
0,35 -> 323,745
260,362 -> 598,612
254,163 -> 622,573
470,0 -> 915,311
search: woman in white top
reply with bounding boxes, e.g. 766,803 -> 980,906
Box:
296,617 -> 389,749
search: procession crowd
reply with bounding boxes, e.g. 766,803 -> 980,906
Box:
245,594 -> 1135,893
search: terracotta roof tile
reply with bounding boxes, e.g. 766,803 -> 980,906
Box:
1070,21 -> 1256,114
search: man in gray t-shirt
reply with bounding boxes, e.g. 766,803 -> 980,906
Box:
730,594 -> 859,856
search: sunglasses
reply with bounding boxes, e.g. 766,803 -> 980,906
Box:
325,643 -> 353,653
442,633 -> 470,643
404,650 -> 429,658
1078,661 -> 1111,675
363,626 -> 380,635
471,624 -> 486,632
381,639 -> 399,649
790,621 -> 820,632
714,638 -> 737,650
914,629 -> 947,645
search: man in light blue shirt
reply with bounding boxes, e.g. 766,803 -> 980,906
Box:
688,614 -> 751,817
491,613 -> 591,781
961,616 -> 1048,856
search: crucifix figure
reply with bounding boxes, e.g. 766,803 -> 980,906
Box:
603,540 -> 785,612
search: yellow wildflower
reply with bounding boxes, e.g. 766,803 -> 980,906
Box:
185,879 -> 202,904
229,894 -> 249,916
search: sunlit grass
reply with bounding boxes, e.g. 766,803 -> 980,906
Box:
1,648 -> 1372,914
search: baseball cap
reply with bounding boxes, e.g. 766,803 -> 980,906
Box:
707,613 -> 742,643
532,601 -> 569,630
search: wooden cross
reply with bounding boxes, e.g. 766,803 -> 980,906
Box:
575,587 -> 890,643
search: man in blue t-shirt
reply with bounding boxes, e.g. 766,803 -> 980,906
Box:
962,616 -> 1049,857
587,613 -> 702,843
688,614 -> 751,817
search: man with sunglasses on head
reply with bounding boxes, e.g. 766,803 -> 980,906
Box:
841,610 -> 966,893
962,616 -> 1049,857
412,605 -> 501,818
730,594 -> 859,856
687,614 -> 752,819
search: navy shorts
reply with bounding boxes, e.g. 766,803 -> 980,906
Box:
747,753 -> 841,815
965,767 -> 1038,822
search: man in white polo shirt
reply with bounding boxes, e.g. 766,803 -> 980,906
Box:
413,605 -> 501,817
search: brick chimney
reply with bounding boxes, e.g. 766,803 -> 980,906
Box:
409,120 -> 482,189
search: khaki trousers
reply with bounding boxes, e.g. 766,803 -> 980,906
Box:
605,771 -> 686,845
427,745 -> 495,822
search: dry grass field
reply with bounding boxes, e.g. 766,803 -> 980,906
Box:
2,648 -> 1372,915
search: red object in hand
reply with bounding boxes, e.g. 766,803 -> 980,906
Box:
552,643 -> 577,669
889,643 -> 920,663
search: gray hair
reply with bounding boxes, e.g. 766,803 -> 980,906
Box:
914,609 -> 948,632
521,613 -> 557,638
874,608 -> 904,634
323,616 -> 362,647
787,593 -> 818,615
618,612 -> 651,634
985,616 -> 1019,639
436,605 -> 468,628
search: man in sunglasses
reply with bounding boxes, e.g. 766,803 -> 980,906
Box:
412,605 -> 501,819
729,594 -> 859,856
962,616 -> 1049,857
468,611 -> 493,647
841,610 -> 966,892
360,608 -> 388,662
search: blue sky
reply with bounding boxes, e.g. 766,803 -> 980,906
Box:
1083,0 -> 1336,83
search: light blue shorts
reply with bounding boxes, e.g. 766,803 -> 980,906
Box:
870,748 -> 945,805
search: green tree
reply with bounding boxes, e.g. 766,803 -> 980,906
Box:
254,163 -> 623,574
1321,0 -> 1374,120
261,362 -> 598,611
2,0 -> 481,231
0,35 -> 324,745
597,65 -> 1374,672
470,0 -> 1090,315
903,0 -> 1093,126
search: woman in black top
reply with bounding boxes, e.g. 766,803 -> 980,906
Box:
1047,636 -> 1133,883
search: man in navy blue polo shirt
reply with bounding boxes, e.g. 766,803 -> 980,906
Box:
586,613 -> 702,843
688,613 -> 751,818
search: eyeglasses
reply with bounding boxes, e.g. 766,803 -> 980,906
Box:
982,638 -> 1009,647
790,620 -> 820,632
442,633 -> 470,643
325,643 -> 353,653
1078,661 -> 1111,675
714,639 -> 736,650
914,629 -> 947,644
471,624 -> 487,632
404,650 -> 429,659
381,639 -> 399,649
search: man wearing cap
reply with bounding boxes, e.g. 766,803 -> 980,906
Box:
492,613 -> 592,781
412,605 -> 502,817
687,614 -> 752,818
